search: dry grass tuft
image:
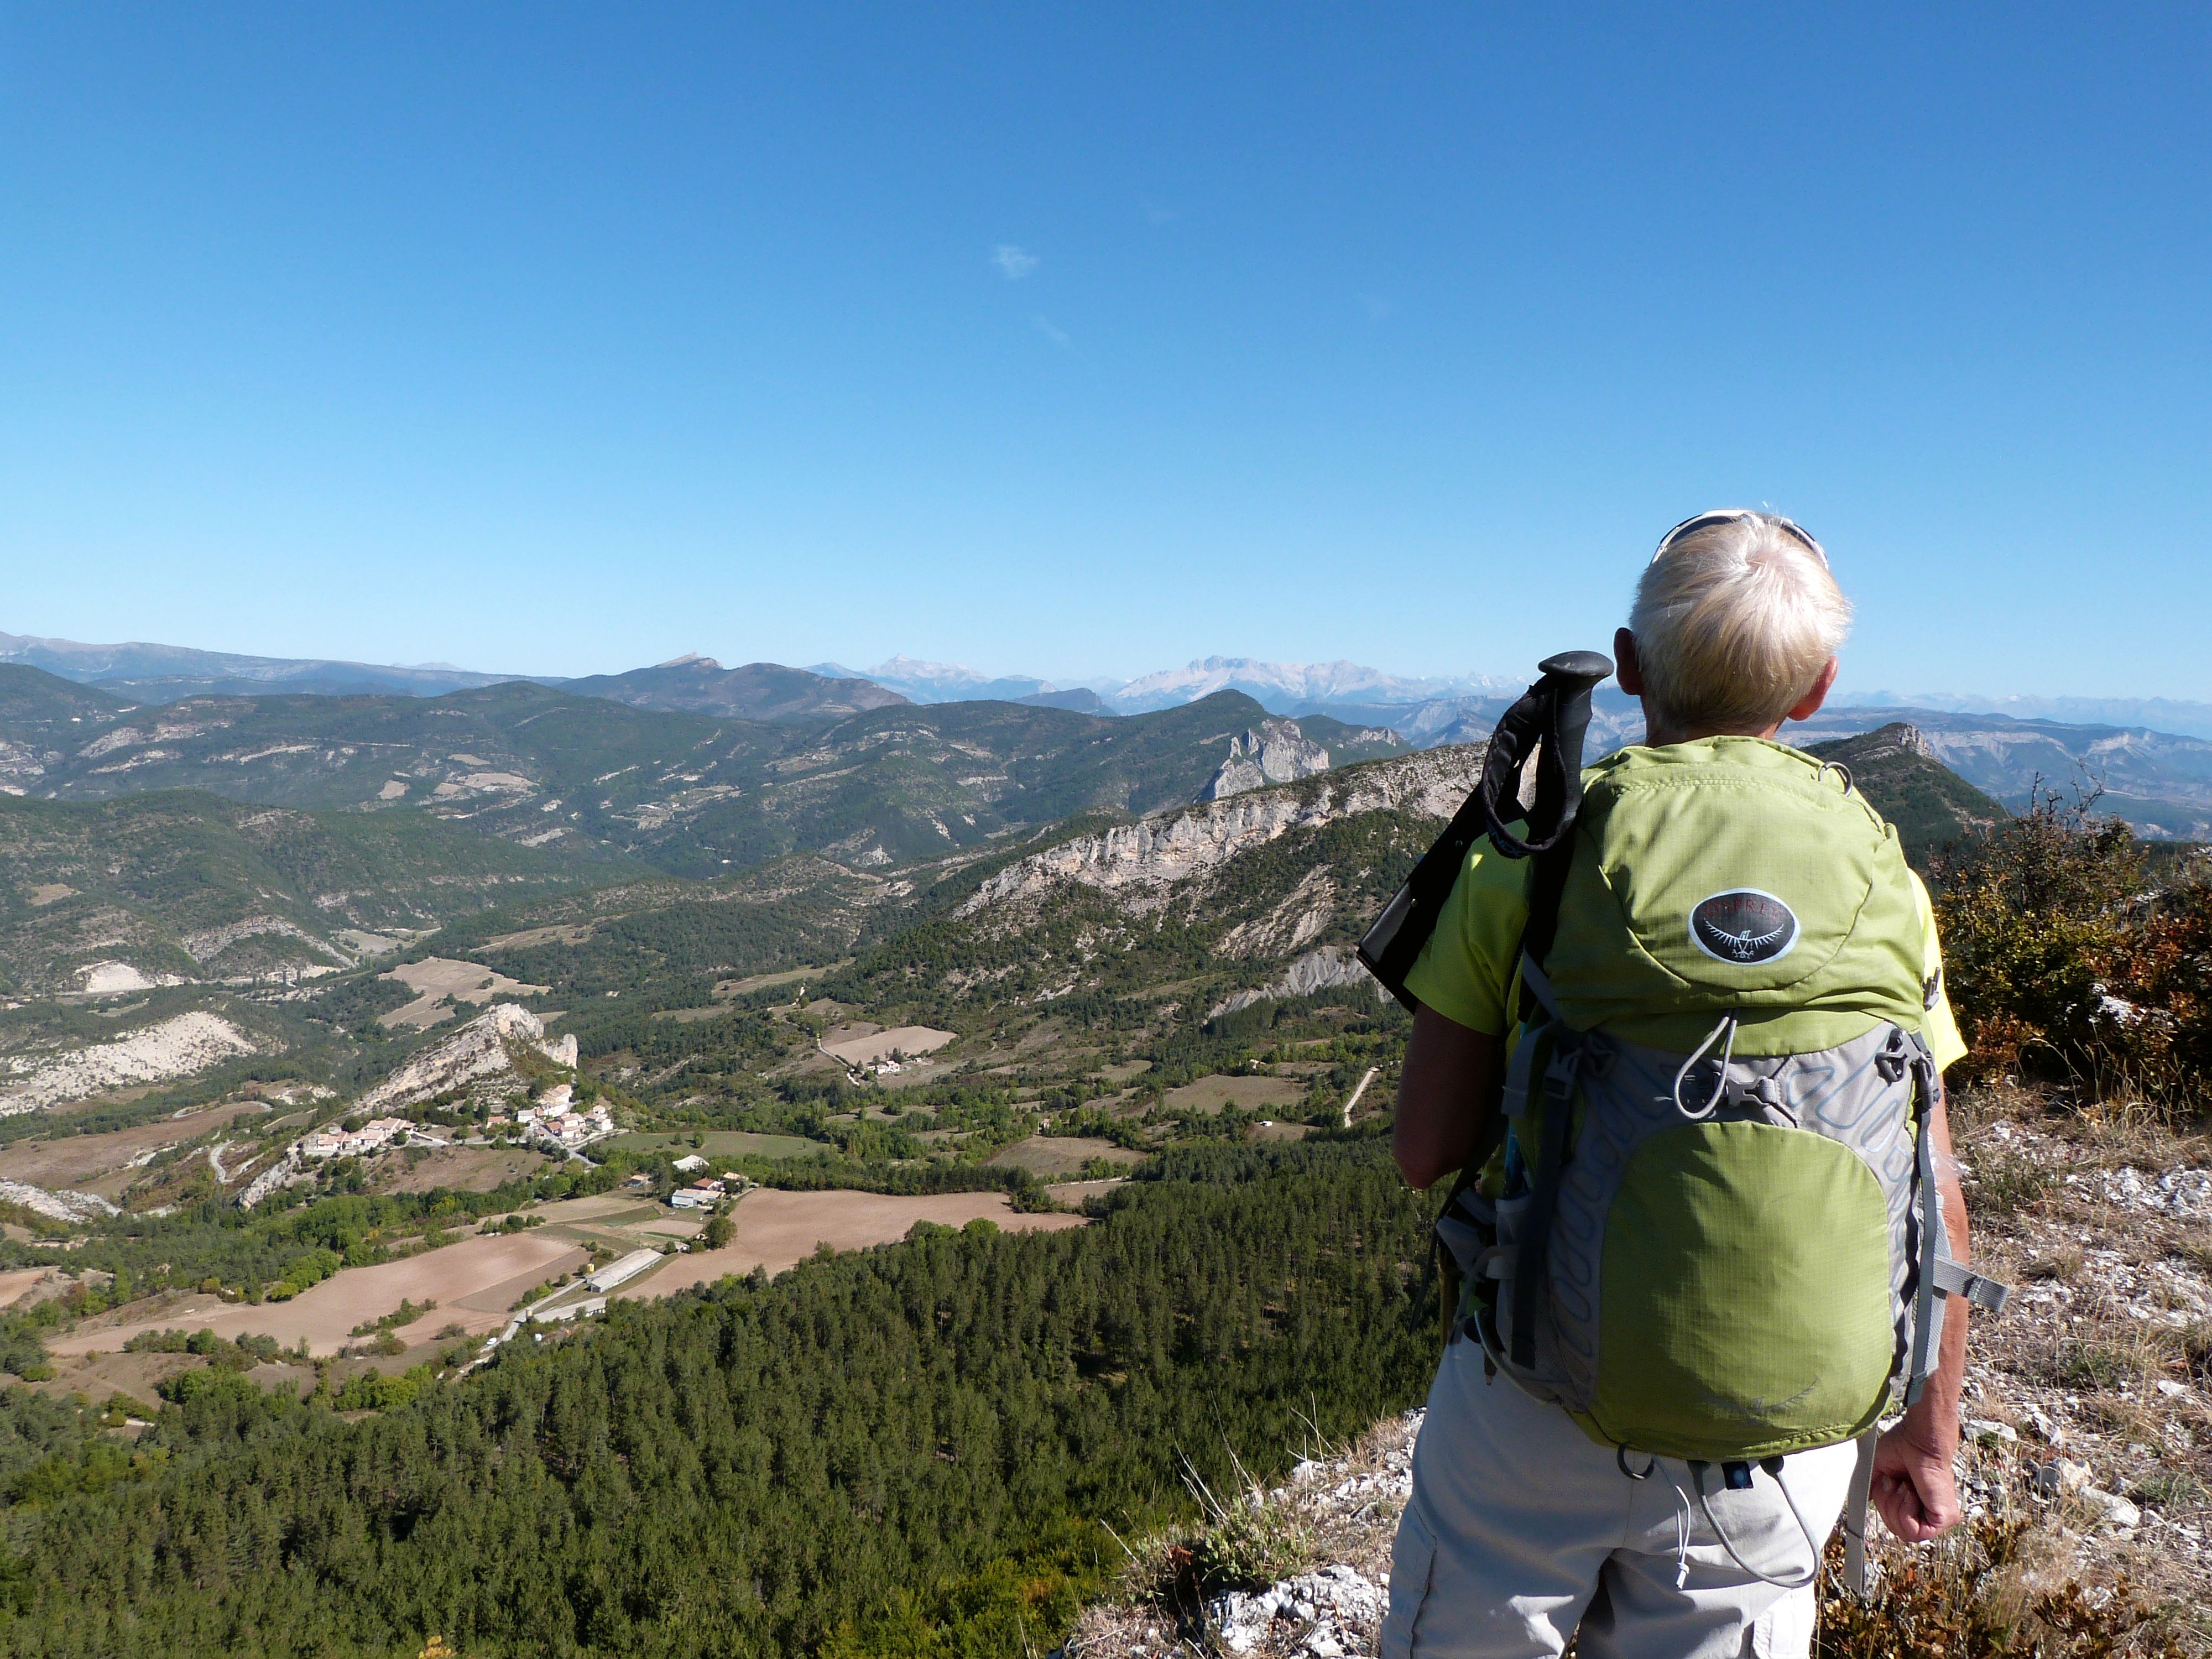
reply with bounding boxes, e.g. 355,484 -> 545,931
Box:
1817,1518 -> 2192,1658
1110,1449 -> 1321,1641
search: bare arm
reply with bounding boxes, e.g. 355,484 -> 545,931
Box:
1872,1084 -> 1971,1541
1392,1003 -> 1505,1190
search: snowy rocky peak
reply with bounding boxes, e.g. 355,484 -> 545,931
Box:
1110,657 -> 1514,714
813,656 -> 1061,703
1199,718 -> 1332,800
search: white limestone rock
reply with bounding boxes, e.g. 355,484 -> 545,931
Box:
1199,720 -> 1333,801
356,1003 -> 573,1113
962,746 -> 1483,918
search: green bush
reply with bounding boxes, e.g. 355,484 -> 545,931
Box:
159,1367 -> 262,1407
1935,791 -> 2212,1110
331,1364 -> 432,1412
267,1245 -> 345,1301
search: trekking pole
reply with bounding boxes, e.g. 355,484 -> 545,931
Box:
1358,650 -> 1613,1009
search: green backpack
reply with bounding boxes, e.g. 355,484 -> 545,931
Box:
1434,737 -> 2008,1590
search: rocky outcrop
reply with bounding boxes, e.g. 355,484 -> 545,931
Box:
180,915 -> 343,966
75,961 -> 190,995
1214,869 -> 1340,959
1064,1411 -> 1418,1659
1199,719 -> 1332,800
962,745 -> 1481,917
237,1159 -> 307,1210
1208,946 -> 1385,1019
0,1179 -> 121,1223
355,1003 -> 576,1114
1845,722 -> 1939,763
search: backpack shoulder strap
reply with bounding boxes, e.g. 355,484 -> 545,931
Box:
1514,835 -> 1577,1025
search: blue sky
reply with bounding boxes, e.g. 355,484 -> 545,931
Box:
3,6 -> 2206,696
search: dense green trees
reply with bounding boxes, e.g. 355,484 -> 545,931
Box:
0,1139 -> 1436,1657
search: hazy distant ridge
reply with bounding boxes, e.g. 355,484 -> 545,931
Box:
1850,689 -> 2212,742
0,630 -> 549,701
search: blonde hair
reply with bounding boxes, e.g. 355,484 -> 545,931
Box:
1629,512 -> 1851,734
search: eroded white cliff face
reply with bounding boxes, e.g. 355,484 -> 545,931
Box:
355,1003 -> 576,1113
0,1011 -> 257,1117
961,745 -> 1482,917
1208,945 -> 1386,1019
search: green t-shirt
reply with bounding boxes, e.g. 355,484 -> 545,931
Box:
1402,831 -> 1969,1073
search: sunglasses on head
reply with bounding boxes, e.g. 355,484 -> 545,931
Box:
1652,509 -> 1827,568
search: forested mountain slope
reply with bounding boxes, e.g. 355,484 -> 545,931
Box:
824,745 -> 1478,1029
0,1141 -> 1435,1658
0,684 -> 1429,1134
1,669 -> 1384,878
1792,705 -> 2212,840
1805,722 -> 2010,869
559,657 -> 908,720
0,792 -> 634,995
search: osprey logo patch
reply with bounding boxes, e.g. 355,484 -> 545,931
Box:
1689,890 -> 1799,965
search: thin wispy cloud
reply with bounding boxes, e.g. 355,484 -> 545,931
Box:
1031,315 -> 1070,347
991,243 -> 1039,279
1140,197 -> 1177,225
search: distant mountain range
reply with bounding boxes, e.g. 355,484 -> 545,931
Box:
1845,690 -> 2212,743
20,628 -> 2212,734
810,655 -> 1060,705
0,630 -> 542,702
8,628 -> 2212,837
808,654 -> 1517,714
1098,657 -> 1521,714
565,655 -> 909,721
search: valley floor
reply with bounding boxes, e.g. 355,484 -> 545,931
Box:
28,1183 -> 1091,1407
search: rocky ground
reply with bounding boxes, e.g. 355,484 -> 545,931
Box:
1944,1083 -> 2210,1616
1066,1411 -> 1416,1659
1065,1081 -> 2212,1657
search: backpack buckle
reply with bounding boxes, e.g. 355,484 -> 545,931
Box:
1541,1044 -> 1583,1107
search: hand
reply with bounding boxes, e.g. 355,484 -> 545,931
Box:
1870,1422 -> 1962,1542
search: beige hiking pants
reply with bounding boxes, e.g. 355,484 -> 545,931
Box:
1382,1338 -> 1857,1659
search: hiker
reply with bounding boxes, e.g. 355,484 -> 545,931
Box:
1381,512 -> 1985,1658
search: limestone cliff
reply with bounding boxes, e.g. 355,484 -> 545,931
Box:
1198,718 -> 1333,800
961,744 -> 1482,919
355,1003 -> 576,1114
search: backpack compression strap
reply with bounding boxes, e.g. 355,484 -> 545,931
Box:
1844,1036 -> 2012,1600
1841,1428 -> 1879,1598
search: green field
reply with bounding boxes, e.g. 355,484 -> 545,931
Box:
602,1130 -> 827,1160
